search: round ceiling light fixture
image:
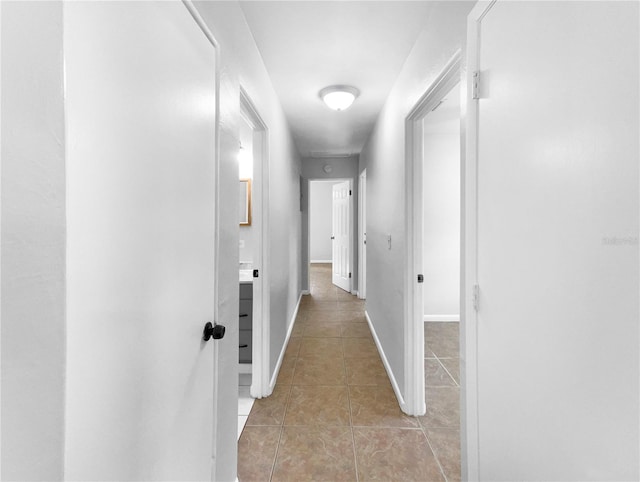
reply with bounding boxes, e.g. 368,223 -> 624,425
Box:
319,85 -> 360,111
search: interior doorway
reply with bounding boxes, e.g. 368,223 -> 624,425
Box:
404,51 -> 462,419
308,178 -> 354,294
237,89 -> 270,438
403,51 -> 463,481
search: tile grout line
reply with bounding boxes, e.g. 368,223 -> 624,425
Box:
343,330 -> 360,482
421,424 -> 449,482
434,354 -> 459,388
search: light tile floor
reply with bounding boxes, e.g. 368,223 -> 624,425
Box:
238,264 -> 460,481
239,373 -> 255,440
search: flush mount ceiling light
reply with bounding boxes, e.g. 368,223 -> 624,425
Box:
319,85 -> 360,111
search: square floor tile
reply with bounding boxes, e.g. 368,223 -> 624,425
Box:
353,427 -> 444,481
302,322 -> 342,338
340,322 -> 373,338
345,357 -> 389,386
292,356 -> 346,385
284,385 -> 350,426
343,337 -> 378,358
299,337 -> 343,358
271,426 -> 356,482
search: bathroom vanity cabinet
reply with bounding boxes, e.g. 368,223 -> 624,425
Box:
239,282 -> 252,364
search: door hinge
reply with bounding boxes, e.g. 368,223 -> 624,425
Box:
417,274 -> 424,283
253,269 -> 259,278
349,272 -> 352,278
472,284 -> 479,312
472,71 -> 481,100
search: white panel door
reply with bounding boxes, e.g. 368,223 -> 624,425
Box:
332,181 -> 351,292
64,2 -> 220,480
471,2 -> 638,480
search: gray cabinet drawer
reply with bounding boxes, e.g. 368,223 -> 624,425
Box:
239,283 -> 253,300
239,330 -> 252,363
239,300 -> 253,330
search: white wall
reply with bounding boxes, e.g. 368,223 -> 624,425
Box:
301,156 -> 359,292
1,2 -> 66,479
423,83 -> 460,320
359,1 -> 474,398
310,181 -> 337,262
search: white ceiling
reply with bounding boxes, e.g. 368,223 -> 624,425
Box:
239,1 -> 434,158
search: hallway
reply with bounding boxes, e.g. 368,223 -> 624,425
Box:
238,264 -> 460,481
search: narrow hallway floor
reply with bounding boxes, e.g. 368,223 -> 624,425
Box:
238,264 -> 460,481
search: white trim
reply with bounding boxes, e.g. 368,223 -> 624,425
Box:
404,50 -> 462,418
463,2 -> 496,480
300,290 -> 310,296
269,292 -> 303,392
237,364 -> 252,374
424,315 -> 460,322
358,169 -> 367,300
239,88 -> 270,401
351,290 -> 358,297
310,259 -> 332,264
365,311 -> 407,413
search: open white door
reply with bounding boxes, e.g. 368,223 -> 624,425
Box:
332,180 -> 352,292
64,2 -> 222,480
466,1 -> 639,480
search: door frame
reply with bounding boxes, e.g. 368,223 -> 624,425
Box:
307,178 -> 354,293
462,3 -> 501,480
181,2 -> 223,478
404,50 -> 462,419
239,87 -> 271,399
358,170 -> 367,300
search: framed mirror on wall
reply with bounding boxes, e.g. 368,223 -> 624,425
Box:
240,179 -> 251,225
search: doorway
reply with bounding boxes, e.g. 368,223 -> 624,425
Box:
404,51 -> 462,417
308,179 -> 354,295
405,51 -> 463,481
237,88 -> 270,441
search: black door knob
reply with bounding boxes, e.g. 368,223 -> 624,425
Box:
203,322 -> 225,341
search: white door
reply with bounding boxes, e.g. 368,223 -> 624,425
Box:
332,181 -> 351,292
64,2 -> 221,480
469,2 -> 638,480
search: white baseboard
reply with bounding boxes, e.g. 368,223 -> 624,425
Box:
424,314 -> 460,322
269,292 -> 303,392
351,290 -> 358,296
301,289 -> 310,295
310,260 -> 332,264
238,363 -> 252,374
365,311 -> 407,413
